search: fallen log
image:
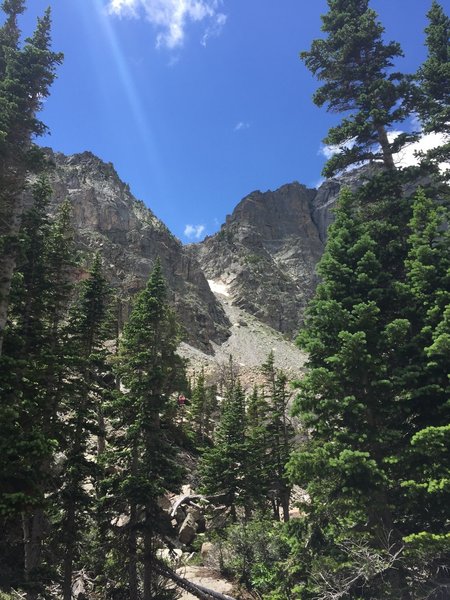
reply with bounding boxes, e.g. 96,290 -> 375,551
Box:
152,556 -> 236,600
170,493 -> 231,517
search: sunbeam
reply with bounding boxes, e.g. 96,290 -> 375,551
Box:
79,0 -> 166,198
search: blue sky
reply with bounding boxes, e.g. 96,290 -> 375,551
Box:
16,0 -> 450,242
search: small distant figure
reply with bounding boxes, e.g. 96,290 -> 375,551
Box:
178,394 -> 186,406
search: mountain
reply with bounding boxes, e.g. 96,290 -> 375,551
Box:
41,149 -> 353,353
190,167 -> 375,338
191,182 -> 324,336
42,149 -> 230,352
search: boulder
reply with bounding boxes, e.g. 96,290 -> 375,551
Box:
179,513 -> 198,546
157,495 -> 172,512
200,542 -> 215,562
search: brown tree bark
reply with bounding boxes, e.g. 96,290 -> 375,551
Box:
22,509 -> 44,600
143,517 -> 154,600
376,124 -> 396,170
128,443 -> 139,600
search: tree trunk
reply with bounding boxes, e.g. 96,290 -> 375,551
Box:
129,442 -> 139,600
376,124 -> 396,170
22,509 -> 44,600
62,502 -> 76,600
281,488 -> 290,523
269,494 -> 279,521
152,556 -> 237,600
128,502 -> 139,600
97,405 -> 106,455
143,517 -> 154,600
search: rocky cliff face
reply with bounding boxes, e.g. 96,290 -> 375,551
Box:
44,150 -> 230,352
191,182 -> 326,336
42,149 -> 353,349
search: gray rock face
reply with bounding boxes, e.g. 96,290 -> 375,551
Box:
40,148 -> 358,346
311,165 -> 381,241
178,513 -> 198,546
310,179 -> 341,242
44,149 -> 230,352
191,182 -> 325,336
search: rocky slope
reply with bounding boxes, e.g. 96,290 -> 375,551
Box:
43,149 -> 230,352
190,168 -> 373,338
190,182 -> 324,337
41,148 -> 356,355
179,278 -> 308,390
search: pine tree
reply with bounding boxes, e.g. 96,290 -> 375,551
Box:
189,368 -> 208,441
0,180 -> 76,598
286,188 -> 418,598
244,386 -> 272,514
0,1 -> 63,355
414,1 -> 450,177
416,2 -> 450,137
112,260 -> 185,600
300,0 -> 411,177
400,189 -> 450,593
280,177 -> 450,600
261,352 -> 294,522
200,379 -> 249,520
58,254 -> 112,600
0,178 -> 55,586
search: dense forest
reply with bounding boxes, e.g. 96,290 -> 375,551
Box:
0,1 -> 449,599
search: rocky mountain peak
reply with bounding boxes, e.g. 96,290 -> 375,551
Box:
43,149 -> 230,353
40,148 -> 350,352
191,182 -> 325,337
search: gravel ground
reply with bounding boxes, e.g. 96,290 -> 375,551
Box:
176,566 -> 234,600
179,286 -> 308,389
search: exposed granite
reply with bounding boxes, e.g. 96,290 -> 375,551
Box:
38,149 -> 368,347
43,149 -> 230,353
191,182 -> 325,337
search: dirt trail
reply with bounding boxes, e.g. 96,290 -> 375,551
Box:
177,566 -> 234,600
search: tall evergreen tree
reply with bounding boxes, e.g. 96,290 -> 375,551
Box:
416,2 -> 450,137
399,189 -> 450,594
200,379 -> 249,520
261,352 -> 294,522
58,254 -> 112,600
282,180 -> 449,599
0,1 -> 62,355
112,260 -> 185,600
287,188 -> 416,598
0,181 -> 76,598
300,0 -> 411,177
415,1 -> 450,176
244,385 -> 273,515
189,368 -> 208,441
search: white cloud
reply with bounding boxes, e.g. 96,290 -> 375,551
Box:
320,131 -> 449,172
184,224 -> 205,239
201,12 -> 227,46
319,138 -> 355,160
319,144 -> 338,160
391,130 -> 449,170
107,0 -> 227,49
234,121 -> 250,132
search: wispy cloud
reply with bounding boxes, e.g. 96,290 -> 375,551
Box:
234,121 -> 250,132
319,144 -> 338,160
184,224 -> 206,239
107,0 -> 227,49
319,138 -> 355,160
201,12 -> 227,46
